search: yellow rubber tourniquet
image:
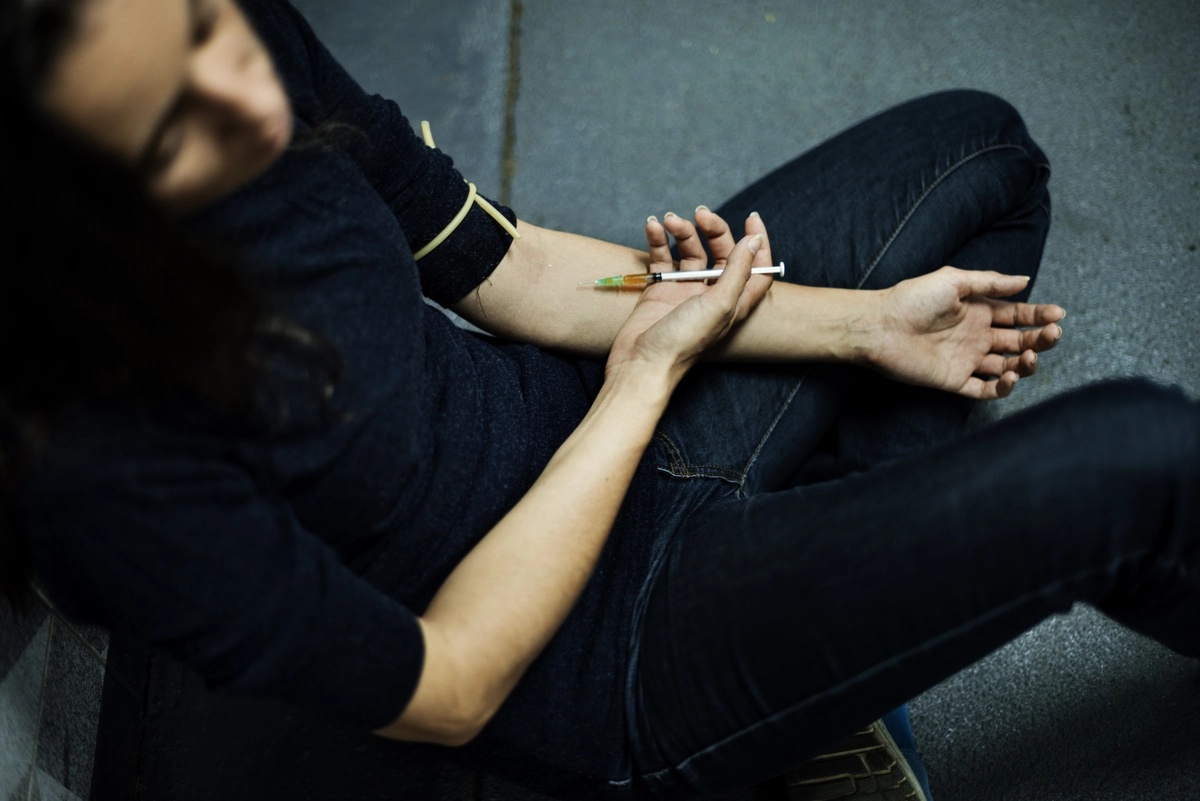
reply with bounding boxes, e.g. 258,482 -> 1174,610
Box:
412,121 -> 520,262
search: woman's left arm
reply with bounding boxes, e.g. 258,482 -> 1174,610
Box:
452,210 -> 1067,401
263,3 -> 1063,400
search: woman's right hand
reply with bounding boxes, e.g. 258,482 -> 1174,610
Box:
606,231 -> 773,387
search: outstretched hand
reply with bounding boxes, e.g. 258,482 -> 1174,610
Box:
606,215 -> 772,385
872,266 -> 1066,400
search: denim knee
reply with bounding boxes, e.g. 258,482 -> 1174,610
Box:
1058,378 -> 1199,493
920,89 -> 1045,155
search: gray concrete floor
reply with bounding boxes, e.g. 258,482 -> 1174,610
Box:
294,1 -> 1199,799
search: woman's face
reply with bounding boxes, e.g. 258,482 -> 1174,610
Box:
43,0 -> 293,215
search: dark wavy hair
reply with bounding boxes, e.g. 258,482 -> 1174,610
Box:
0,0 -> 335,612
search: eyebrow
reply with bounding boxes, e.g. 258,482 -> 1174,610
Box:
134,0 -> 200,170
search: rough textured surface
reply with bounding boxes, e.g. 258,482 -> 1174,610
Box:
907,608 -> 1200,801
0,606 -> 97,801
35,618 -> 107,799
289,0 -> 509,199
1,609 -> 48,800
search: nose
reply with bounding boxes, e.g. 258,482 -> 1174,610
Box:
188,45 -> 277,134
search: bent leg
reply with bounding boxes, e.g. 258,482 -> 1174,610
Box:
663,90 -> 1053,493
714,88 -> 1050,296
630,380 -> 1200,799
726,88 -> 1052,480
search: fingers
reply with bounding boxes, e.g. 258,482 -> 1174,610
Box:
655,207 -> 775,271
990,300 -> 1066,327
971,320 -> 1053,399
951,274 -> 1064,381
693,207 -> 774,268
992,322 -> 1063,355
692,206 -> 736,262
712,232 -> 760,293
955,268 -> 1068,354
960,371 -> 1020,401
978,349 -> 1039,379
645,216 -> 673,268
735,274 -> 774,321
971,309 -> 1059,400
951,268 -> 1032,299
741,211 -> 774,267
723,235 -> 772,322
705,233 -> 765,319
661,212 -> 707,267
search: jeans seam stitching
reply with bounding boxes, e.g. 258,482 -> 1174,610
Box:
657,466 -> 744,482
856,143 -> 1031,290
654,431 -> 684,469
654,432 -> 744,482
634,547 -> 1153,784
736,368 -> 811,493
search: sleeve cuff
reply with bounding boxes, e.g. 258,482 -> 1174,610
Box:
323,588 -> 426,730
411,188 -> 519,307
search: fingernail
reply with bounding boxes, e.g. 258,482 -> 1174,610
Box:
1055,324 -> 1063,339
647,215 -> 658,224
695,205 -> 709,214
664,211 -> 678,220
1020,275 -> 1031,281
748,234 -> 764,254
749,211 -> 760,219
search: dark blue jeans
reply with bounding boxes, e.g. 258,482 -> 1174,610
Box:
625,90 -> 1200,798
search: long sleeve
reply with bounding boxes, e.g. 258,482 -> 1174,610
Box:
246,0 -> 518,306
23,441 -> 424,730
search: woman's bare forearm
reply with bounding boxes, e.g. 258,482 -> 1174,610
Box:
450,220 -> 880,364
374,363 -> 672,746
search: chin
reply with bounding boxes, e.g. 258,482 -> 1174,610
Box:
242,107 -> 294,184
264,103 -> 295,156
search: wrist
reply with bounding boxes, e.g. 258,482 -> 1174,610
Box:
547,360 -> 670,470
841,288 -> 887,366
601,359 -> 676,413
